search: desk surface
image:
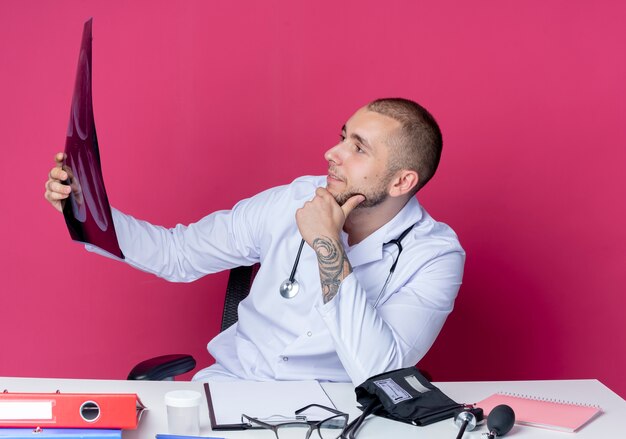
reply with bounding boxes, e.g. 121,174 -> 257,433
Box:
1,376 -> 624,438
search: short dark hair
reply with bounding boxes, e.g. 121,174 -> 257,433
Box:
367,98 -> 443,192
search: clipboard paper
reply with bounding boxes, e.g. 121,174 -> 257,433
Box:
204,381 -> 335,430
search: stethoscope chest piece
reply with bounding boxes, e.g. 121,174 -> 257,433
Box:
279,279 -> 300,299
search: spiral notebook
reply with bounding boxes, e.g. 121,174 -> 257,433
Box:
476,392 -> 602,432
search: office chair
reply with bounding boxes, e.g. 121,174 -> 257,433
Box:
127,264 -> 259,380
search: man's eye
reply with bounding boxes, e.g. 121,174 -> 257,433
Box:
355,144 -> 364,153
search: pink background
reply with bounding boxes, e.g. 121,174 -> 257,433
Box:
1,1 -> 624,398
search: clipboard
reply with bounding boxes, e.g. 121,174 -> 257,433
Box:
204,381 -> 335,430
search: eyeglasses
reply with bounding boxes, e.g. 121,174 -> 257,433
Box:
242,403 -> 349,439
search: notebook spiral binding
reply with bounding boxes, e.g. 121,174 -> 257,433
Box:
498,392 -> 602,410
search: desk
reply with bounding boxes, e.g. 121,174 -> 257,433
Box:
1,377 -> 624,438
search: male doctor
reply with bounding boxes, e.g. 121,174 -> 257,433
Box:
45,98 -> 465,385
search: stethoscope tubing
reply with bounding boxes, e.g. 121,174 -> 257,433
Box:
281,223 -> 416,303
288,239 -> 306,284
372,223 -> 415,307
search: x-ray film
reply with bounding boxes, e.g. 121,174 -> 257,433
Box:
63,18 -> 124,259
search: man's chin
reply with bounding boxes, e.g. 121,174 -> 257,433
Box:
333,194 -> 348,206
345,191 -> 389,209
333,191 -> 364,207
326,187 -> 344,203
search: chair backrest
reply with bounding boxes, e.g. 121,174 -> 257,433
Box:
128,263 -> 261,380
220,263 -> 260,331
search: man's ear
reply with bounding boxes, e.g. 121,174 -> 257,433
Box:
389,170 -> 419,197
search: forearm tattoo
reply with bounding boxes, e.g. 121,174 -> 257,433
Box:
312,236 -> 353,304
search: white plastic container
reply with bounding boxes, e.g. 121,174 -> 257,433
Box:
164,390 -> 202,435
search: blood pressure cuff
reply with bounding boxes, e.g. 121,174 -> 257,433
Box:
354,366 -> 463,427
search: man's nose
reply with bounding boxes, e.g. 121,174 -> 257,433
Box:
324,142 -> 343,164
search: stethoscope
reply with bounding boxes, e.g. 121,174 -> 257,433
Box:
279,223 -> 416,304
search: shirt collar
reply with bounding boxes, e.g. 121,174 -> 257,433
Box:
341,197 -> 423,267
